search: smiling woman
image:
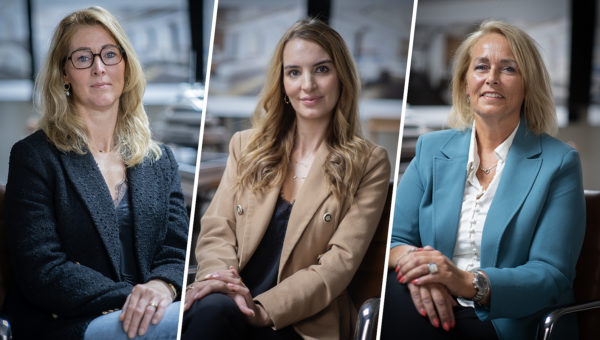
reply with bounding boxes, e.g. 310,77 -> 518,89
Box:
182,18 -> 391,340
3,6 -> 187,340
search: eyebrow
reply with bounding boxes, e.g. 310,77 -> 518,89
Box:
283,59 -> 333,70
70,44 -> 119,54
474,57 -> 518,65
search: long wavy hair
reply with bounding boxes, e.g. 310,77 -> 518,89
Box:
449,20 -> 557,135
237,18 -> 369,203
35,6 -> 161,166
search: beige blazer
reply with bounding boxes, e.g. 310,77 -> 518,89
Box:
195,129 -> 390,339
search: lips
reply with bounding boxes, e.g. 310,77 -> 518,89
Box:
481,91 -> 503,98
300,95 -> 323,105
91,82 -> 110,88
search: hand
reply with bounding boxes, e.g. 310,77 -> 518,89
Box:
407,282 -> 457,331
225,281 -> 272,327
119,279 -> 174,339
396,246 -> 475,298
183,267 -> 245,312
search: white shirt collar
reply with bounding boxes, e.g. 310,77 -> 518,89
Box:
466,122 -> 520,173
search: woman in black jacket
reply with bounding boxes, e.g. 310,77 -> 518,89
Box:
3,6 -> 188,339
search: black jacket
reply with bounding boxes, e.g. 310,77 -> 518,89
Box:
3,130 -> 188,339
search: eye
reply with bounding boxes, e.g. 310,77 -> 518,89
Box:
503,66 -> 517,73
287,69 -> 300,77
315,65 -> 329,73
104,51 -> 117,59
474,64 -> 488,71
76,55 -> 90,62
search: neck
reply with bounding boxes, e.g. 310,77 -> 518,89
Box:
294,118 -> 329,157
75,103 -> 119,152
474,115 -> 519,154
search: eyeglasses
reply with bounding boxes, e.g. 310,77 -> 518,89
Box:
67,45 -> 124,69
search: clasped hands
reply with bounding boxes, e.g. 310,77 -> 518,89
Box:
183,266 -> 272,327
393,245 -> 477,332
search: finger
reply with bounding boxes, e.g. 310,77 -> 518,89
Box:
407,284 -> 426,317
122,289 -> 141,333
205,271 -> 243,285
419,286 -> 440,328
127,290 -> 150,339
137,301 -> 158,336
402,263 -> 432,284
226,283 -> 255,317
430,286 -> 454,332
152,299 -> 169,325
119,294 -> 131,321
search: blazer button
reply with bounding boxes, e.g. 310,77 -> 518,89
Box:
236,205 -> 243,215
323,213 -> 332,222
51,313 -> 58,319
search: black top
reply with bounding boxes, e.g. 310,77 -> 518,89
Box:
241,196 -> 293,297
116,186 -> 140,285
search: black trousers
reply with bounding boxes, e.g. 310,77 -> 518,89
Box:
181,293 -> 302,340
381,270 -> 498,340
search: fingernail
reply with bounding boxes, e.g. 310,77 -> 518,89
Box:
399,276 -> 406,283
395,266 -> 399,273
139,328 -> 145,335
433,318 -> 439,328
417,247 -> 424,251
443,322 -> 450,332
419,308 -> 426,317
412,279 -> 418,285
451,320 -> 455,328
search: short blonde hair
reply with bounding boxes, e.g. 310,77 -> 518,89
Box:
449,20 -> 557,135
237,18 -> 369,202
36,6 -> 160,166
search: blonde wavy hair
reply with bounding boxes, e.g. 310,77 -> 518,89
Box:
35,6 -> 160,166
449,20 -> 557,135
237,18 -> 369,202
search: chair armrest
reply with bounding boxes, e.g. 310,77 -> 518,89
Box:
353,297 -> 380,340
539,300 -> 600,340
0,317 -> 12,340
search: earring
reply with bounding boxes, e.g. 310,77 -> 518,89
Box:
64,83 -> 71,97
466,95 -> 470,104
284,95 -> 290,104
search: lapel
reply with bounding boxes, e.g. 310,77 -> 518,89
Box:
127,160 -> 154,272
59,149 -> 121,277
239,179 -> 280,267
278,142 -> 332,274
480,119 -> 542,266
432,131 -> 470,256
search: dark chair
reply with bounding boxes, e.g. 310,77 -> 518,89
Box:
0,184 -> 13,339
539,190 -> 600,340
349,181 -> 393,340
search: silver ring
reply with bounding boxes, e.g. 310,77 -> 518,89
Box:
427,263 -> 439,275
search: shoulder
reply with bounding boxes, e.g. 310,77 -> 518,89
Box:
11,130 -> 53,153
9,130 -> 58,165
419,128 -> 467,147
537,133 -> 581,169
228,128 -> 258,156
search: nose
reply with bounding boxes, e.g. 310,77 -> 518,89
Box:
486,68 -> 499,85
301,73 -> 315,91
91,55 -> 106,75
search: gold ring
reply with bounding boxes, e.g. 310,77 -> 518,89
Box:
148,301 -> 158,308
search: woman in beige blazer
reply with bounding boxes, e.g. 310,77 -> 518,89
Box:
182,18 -> 390,340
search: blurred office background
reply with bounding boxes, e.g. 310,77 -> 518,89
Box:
402,0 -> 600,190
191,0 -> 414,271
0,0 -> 215,207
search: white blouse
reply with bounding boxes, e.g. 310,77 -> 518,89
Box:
453,123 -> 519,307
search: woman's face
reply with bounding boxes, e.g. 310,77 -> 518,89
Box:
465,33 -> 524,126
64,25 -> 125,113
282,38 -> 340,124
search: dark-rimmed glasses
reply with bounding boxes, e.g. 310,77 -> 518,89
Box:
67,45 -> 124,69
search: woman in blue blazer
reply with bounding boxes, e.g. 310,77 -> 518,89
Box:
3,7 -> 188,340
381,21 -> 585,340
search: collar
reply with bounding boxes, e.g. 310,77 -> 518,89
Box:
466,121 -> 520,175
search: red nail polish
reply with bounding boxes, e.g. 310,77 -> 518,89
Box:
420,309 -> 426,317
412,279 -> 418,285
443,322 -> 450,332
395,266 -> 399,273
400,276 -> 406,283
433,318 -> 440,328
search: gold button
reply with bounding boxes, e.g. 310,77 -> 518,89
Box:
51,313 -> 58,319
323,213 -> 332,222
236,205 -> 243,215
74,261 -> 80,265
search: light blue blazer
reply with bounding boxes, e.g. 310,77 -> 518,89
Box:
390,118 -> 585,340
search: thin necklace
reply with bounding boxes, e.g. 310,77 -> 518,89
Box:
292,175 -> 307,181
479,162 -> 498,175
